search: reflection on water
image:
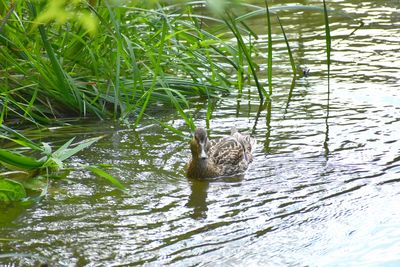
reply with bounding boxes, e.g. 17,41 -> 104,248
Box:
186,179 -> 209,219
1,0 -> 400,266
186,175 -> 244,220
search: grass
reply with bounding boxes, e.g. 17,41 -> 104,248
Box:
323,0 -> 331,159
323,0 -> 331,77
0,0 -> 332,202
0,1 -> 332,126
265,0 -> 273,96
2,1 -> 250,127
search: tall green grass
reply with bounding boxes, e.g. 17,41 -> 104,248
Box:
1,1 -> 331,127
323,0 -> 331,159
0,1 -> 241,127
264,0 -> 273,96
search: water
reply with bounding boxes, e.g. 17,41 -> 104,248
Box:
1,0 -> 400,266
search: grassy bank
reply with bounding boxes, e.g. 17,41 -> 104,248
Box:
1,0 -> 332,126
1,1 -> 261,128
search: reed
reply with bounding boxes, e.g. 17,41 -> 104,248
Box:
2,0 -> 328,127
265,0 -> 273,96
322,0 -> 331,76
1,1 -> 332,126
1,1 -> 237,126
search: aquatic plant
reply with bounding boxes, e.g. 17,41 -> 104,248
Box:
0,125 -> 124,203
1,0 -> 238,128
0,0 -> 333,127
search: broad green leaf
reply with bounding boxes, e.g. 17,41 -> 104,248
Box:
0,149 -> 44,170
52,136 -> 102,161
53,138 -> 75,156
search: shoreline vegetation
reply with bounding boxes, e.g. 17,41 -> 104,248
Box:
0,0 -> 331,202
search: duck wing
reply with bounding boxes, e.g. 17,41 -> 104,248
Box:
232,131 -> 256,163
209,137 -> 245,166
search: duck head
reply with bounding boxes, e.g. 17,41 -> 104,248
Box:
190,127 -> 208,160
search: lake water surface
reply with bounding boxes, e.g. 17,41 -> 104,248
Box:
1,0 -> 399,266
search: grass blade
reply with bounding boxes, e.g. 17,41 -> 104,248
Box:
0,125 -> 42,151
322,0 -> 331,76
224,12 -> 267,101
276,14 -> 296,76
265,0 -> 273,95
163,87 -> 195,130
0,149 -> 44,170
53,136 -> 103,161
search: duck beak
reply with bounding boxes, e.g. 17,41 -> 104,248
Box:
199,143 -> 208,160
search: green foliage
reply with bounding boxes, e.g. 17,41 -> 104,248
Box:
0,0 -> 242,126
0,0 -> 332,127
0,128 -> 125,202
42,136 -> 103,169
35,0 -> 99,36
0,149 -> 45,170
0,178 -> 26,202
265,0 -> 273,96
0,1 -> 333,129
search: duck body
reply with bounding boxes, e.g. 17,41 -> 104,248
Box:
187,127 -> 256,179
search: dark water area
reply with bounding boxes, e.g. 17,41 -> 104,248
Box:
1,0 -> 400,266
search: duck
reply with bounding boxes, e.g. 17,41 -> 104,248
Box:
187,127 -> 256,179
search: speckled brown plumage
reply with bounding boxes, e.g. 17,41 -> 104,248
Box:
187,127 -> 256,179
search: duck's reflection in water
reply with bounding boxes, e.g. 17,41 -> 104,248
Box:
186,178 -> 209,219
186,175 -> 244,219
